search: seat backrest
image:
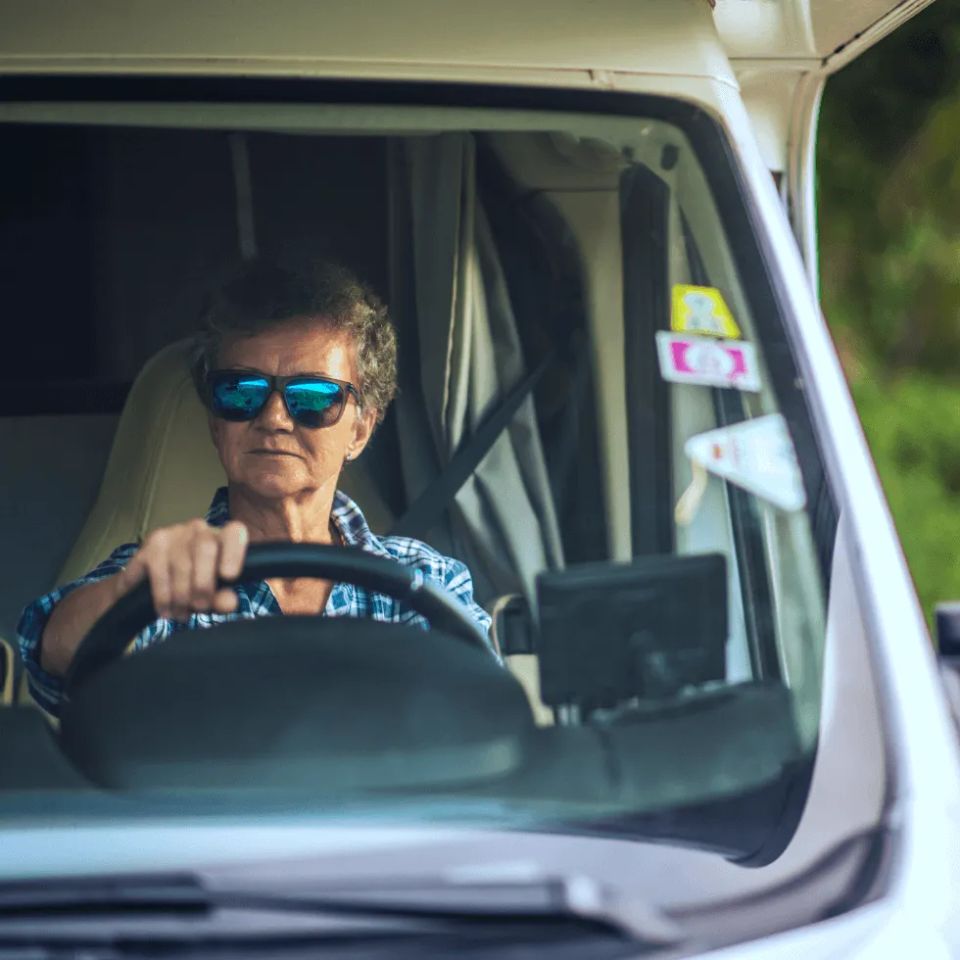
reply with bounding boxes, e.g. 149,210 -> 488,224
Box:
58,338 -> 395,585
0,637 -> 13,706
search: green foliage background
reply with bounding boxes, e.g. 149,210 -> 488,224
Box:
819,1 -> 960,625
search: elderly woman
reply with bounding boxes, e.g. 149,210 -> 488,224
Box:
18,260 -> 493,715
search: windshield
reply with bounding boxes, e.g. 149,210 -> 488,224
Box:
0,83 -> 884,954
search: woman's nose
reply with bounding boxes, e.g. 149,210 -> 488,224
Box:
256,388 -> 294,429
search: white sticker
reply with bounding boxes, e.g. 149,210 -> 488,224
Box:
684,414 -> 806,512
656,331 -> 760,392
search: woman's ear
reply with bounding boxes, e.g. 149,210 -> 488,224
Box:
346,406 -> 378,461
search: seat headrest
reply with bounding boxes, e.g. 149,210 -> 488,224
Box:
58,339 -> 393,585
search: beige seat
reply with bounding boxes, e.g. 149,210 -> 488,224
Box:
58,339 -> 395,585
0,638 -> 13,706
489,595 -> 552,727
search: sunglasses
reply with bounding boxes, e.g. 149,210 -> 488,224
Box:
205,369 -> 362,428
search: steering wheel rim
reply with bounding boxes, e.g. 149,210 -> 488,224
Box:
64,542 -> 490,694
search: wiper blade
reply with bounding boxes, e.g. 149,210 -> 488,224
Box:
0,871 -> 682,948
226,875 -> 680,943
0,874 -> 207,914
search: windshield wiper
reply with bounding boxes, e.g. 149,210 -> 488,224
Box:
0,871 -> 682,951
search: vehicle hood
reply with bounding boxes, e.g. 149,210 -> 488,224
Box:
0,816 -> 952,958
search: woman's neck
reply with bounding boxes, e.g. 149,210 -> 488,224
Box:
227,482 -> 339,545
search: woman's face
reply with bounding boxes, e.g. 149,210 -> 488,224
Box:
209,316 -> 376,501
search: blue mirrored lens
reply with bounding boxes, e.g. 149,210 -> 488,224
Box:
285,380 -> 343,427
212,376 -> 270,420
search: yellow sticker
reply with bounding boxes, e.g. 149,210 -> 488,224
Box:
670,284 -> 741,340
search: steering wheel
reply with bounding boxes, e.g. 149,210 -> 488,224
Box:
64,542 -> 490,694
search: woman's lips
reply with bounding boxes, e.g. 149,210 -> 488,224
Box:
248,448 -> 303,459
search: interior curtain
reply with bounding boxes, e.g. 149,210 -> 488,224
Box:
388,133 -> 564,605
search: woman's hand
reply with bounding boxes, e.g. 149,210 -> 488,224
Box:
40,519 -> 248,678
115,519 -> 249,620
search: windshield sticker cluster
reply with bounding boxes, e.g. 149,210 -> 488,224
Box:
656,331 -> 761,392
684,414 -> 807,512
670,284 -> 741,339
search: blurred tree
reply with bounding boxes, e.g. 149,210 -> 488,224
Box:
819,0 -> 960,627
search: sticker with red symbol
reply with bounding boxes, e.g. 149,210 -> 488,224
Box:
655,331 -> 761,392
684,414 -> 806,512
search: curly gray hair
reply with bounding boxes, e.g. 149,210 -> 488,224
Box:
190,259 -> 397,423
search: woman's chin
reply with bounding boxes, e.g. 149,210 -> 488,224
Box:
235,463 -> 311,499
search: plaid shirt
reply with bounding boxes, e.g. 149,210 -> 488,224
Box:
18,487 -> 494,715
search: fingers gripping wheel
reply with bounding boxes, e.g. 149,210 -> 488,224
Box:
64,543 -> 489,694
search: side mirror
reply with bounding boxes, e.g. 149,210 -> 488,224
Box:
937,603 -> 960,657
936,603 -> 960,733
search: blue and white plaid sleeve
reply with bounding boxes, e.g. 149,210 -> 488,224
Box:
440,556 -> 494,645
15,542 -> 170,716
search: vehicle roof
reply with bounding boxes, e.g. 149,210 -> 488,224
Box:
0,0 -> 734,85
0,0 -> 938,89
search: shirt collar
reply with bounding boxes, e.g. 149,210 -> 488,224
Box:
204,486 -> 391,558
205,487 -> 231,527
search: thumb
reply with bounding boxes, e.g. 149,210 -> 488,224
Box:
113,551 -> 148,601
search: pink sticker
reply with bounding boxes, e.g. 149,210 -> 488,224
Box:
656,332 -> 760,392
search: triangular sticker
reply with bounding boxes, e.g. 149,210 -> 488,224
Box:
684,414 -> 806,512
671,284 -> 741,339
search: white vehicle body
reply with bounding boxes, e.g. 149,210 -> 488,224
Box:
0,1 -> 957,957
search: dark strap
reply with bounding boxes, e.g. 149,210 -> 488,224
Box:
390,352 -> 553,540
622,163 -> 673,556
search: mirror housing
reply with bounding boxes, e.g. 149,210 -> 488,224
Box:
937,603 -> 960,657
936,603 -> 960,735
